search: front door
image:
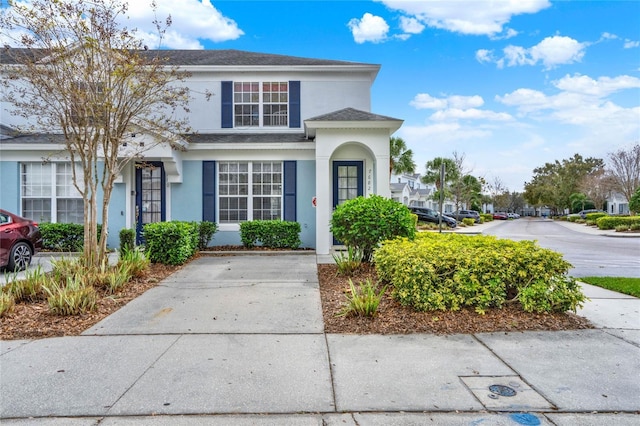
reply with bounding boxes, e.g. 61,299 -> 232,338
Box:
135,162 -> 166,244
332,161 -> 363,244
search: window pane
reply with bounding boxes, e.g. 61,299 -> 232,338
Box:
22,198 -> 51,222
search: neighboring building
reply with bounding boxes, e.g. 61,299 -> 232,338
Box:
0,49 -> 403,255
607,192 -> 630,215
390,172 -> 454,212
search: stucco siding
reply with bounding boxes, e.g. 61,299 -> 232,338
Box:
171,160 -> 204,222
0,161 -> 20,213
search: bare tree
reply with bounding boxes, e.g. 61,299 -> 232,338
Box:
607,143 -> 640,204
579,168 -> 614,211
1,0 -> 191,266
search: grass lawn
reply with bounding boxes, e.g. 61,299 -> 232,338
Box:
579,277 -> 640,298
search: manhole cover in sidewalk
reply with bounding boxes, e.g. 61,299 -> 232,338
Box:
461,376 -> 554,411
489,384 -> 517,397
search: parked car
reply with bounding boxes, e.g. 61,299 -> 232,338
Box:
507,212 -> 520,219
493,212 -> 508,220
409,207 -> 457,228
445,210 -> 481,223
577,209 -> 606,219
0,209 -> 43,271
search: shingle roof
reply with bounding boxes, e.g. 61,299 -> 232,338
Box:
305,107 -> 401,122
187,133 -> 310,143
1,48 -> 376,67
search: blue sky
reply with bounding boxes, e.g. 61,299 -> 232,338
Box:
4,1 -> 640,192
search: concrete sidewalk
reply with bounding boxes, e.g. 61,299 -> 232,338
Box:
1,252 -> 639,425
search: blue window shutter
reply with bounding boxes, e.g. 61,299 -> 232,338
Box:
289,81 -> 300,128
221,81 -> 233,128
203,161 -> 216,222
283,161 -> 296,221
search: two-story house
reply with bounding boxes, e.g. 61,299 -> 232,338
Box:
0,49 -> 402,255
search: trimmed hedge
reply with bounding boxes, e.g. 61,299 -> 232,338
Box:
198,221 -> 218,250
374,233 -> 585,314
596,215 -> 640,230
240,220 -> 301,249
39,223 -> 102,252
143,221 -> 199,265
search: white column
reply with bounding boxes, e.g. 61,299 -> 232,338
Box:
376,154 -> 391,198
315,155 -> 331,255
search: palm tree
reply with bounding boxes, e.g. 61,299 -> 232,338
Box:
390,136 -> 416,176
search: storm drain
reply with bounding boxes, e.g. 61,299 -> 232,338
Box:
461,376 -> 554,411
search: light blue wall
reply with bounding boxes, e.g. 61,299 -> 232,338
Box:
106,182 -> 127,249
0,162 -> 20,213
171,160 -> 203,221
297,160 -> 316,248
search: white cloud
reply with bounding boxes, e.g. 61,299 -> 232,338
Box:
379,0 -> 551,37
486,36 -> 587,69
430,108 -> 513,122
348,13 -> 389,44
126,0 -> 243,48
553,74 -> 640,97
399,16 -> 425,34
475,49 -> 494,63
410,93 -> 484,110
624,40 -> 640,48
0,0 -> 244,49
496,74 -> 640,140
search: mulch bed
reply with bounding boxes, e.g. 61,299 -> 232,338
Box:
318,263 -> 594,335
1,256 -> 593,340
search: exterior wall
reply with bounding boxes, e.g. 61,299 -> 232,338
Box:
295,160 -> 316,248
0,161 -> 20,213
182,71 -> 373,133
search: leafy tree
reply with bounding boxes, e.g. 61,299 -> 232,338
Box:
1,0 -> 191,266
629,186 -> 640,215
524,154 -> 604,214
389,136 -> 416,176
487,177 -> 509,211
607,143 -> 640,205
569,193 -> 592,213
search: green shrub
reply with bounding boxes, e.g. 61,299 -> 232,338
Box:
331,195 -> 415,262
596,215 -> 640,230
118,248 -> 150,278
119,228 -> 135,257
44,275 -> 97,316
629,186 -> 640,214
630,223 -> 640,231
585,212 -> 607,222
615,224 -> 630,232
481,213 -> 493,222
4,265 -> 48,302
105,262 -> 132,293
374,233 -> 585,314
143,221 -> 199,265
333,246 -> 363,276
198,221 -> 218,250
336,278 -> 386,317
462,218 -> 475,226
519,276 -> 586,313
39,223 -> 101,252
239,220 -> 301,249
0,293 -> 15,317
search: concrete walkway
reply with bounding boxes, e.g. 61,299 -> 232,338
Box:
1,227 -> 639,424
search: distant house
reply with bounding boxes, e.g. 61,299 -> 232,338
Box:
390,172 -> 454,213
0,49 -> 403,255
607,192 -> 630,215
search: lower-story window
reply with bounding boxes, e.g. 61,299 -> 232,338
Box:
218,161 -> 282,223
20,162 -> 84,223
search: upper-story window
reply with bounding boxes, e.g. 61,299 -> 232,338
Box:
233,81 -> 288,128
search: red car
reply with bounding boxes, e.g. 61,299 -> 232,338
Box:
493,212 -> 508,220
0,209 -> 43,271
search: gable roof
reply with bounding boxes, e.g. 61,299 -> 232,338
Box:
1,48 -> 376,67
305,107 -> 400,123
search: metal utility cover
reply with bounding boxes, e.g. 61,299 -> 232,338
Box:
461,376 -> 554,411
